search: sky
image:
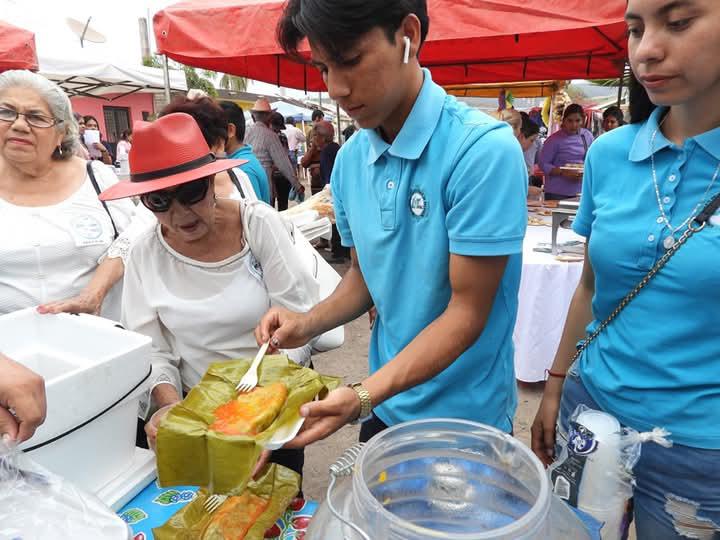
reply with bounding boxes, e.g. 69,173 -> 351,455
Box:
0,0 -> 329,101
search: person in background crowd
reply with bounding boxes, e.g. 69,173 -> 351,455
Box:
246,98 -> 304,206
82,114 -> 113,164
532,0 -> 720,536
311,108 -> 324,125
0,353 -> 46,442
315,120 -> 340,189
73,112 -> 90,159
104,113 -> 318,480
301,127 -> 323,195
160,96 -> 256,201
314,120 -> 346,262
115,129 -> 132,161
0,70 -> 148,321
519,111 -> 542,175
539,104 -> 594,199
602,105 -> 625,133
283,116 -> 306,172
258,0 -> 527,447
270,112 -> 295,211
220,101 -> 271,204
516,114 -> 543,201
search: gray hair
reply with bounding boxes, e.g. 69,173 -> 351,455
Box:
0,70 -> 78,160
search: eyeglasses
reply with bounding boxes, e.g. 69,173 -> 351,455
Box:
0,107 -> 61,129
140,177 -> 210,213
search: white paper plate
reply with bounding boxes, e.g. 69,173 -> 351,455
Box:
264,416 -> 306,450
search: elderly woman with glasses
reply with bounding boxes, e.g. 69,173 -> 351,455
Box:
100,112 -> 319,479
0,70 -> 149,320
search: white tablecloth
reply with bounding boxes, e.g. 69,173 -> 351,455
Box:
513,220 -> 584,382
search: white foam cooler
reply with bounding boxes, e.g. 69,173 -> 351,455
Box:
0,308 -> 152,496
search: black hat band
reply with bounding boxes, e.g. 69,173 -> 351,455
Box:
131,153 -> 216,183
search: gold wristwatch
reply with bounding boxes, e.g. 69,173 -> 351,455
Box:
348,383 -> 373,425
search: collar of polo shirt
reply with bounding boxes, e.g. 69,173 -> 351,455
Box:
365,69 -> 445,166
629,107 -> 720,163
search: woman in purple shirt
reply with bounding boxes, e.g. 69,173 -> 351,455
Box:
539,104 -> 594,199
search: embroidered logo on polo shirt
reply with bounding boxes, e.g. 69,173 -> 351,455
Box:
409,189 -> 427,218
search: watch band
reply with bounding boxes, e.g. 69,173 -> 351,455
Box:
348,383 -> 373,424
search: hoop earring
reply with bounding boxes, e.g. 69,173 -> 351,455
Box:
403,36 -> 411,64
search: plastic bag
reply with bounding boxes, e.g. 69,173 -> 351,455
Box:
288,187 -> 305,203
0,437 -> 132,540
549,405 -> 671,540
282,184 -> 334,223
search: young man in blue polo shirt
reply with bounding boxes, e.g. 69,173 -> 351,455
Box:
257,0 -> 528,445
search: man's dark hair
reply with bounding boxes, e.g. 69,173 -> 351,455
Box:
83,114 -> 99,125
278,0 -> 429,64
602,105 -> 625,125
562,103 -> 585,120
311,108 -> 324,122
520,114 -> 540,138
342,124 -> 357,140
270,112 -> 286,131
220,101 -> 246,142
160,96 -> 228,148
286,117 -> 296,126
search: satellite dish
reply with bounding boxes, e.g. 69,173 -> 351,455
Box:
66,17 -> 107,47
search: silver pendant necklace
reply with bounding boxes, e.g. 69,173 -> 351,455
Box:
650,113 -> 720,249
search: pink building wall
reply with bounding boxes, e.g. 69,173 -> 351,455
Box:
70,92 -> 155,141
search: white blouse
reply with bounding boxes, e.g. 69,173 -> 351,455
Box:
121,199 -> 320,410
0,161 -> 151,320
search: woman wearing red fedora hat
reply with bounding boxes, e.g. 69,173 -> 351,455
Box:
101,112 -> 320,480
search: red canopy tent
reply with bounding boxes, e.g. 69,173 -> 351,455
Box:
154,0 -> 628,91
0,21 -> 38,72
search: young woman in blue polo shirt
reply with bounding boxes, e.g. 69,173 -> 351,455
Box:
257,0 -> 527,447
532,1 -> 720,537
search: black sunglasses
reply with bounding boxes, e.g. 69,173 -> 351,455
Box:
140,177 -> 210,213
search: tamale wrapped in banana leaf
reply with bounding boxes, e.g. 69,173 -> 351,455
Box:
156,355 -> 340,494
154,463 -> 300,540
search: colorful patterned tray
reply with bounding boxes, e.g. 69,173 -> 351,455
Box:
118,479 -> 317,540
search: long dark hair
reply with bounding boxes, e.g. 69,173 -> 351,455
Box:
629,71 -> 657,124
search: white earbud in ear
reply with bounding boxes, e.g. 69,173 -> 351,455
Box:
403,36 -> 411,64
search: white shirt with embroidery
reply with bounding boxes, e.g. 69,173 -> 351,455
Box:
0,161 -> 152,320
121,200 -> 319,413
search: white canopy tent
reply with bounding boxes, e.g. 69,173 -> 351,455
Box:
39,57 -> 187,100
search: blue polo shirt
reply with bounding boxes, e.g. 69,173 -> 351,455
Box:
574,107 -> 720,448
228,145 -> 271,204
332,70 -> 528,431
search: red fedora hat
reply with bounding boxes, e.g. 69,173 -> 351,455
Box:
99,112 -> 247,201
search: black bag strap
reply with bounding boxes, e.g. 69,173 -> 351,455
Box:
580,133 -> 589,159
572,191 -> 720,364
227,168 -> 246,198
86,161 -> 119,240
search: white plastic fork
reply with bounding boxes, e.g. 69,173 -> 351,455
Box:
235,341 -> 270,393
203,494 -> 227,514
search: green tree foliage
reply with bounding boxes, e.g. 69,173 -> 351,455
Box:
142,56 -> 246,97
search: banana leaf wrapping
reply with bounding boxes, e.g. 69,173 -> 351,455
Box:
153,463 -> 300,540
156,355 -> 340,494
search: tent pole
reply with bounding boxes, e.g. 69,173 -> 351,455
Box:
616,63 -> 625,106
162,55 -> 171,104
